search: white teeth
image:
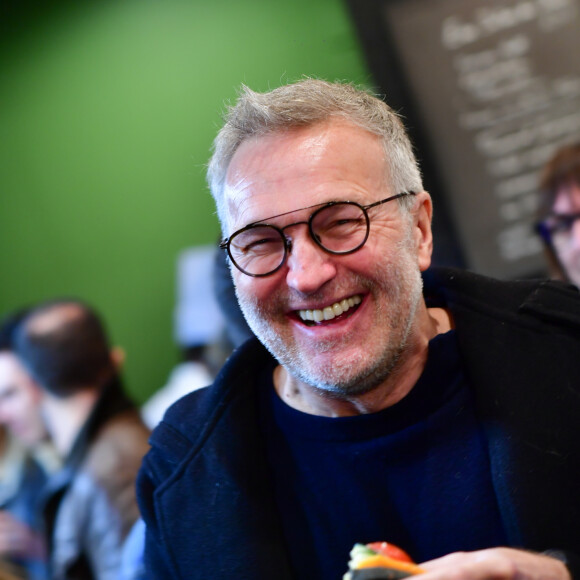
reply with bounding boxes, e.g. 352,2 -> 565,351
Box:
298,295 -> 362,323
323,307 -> 334,320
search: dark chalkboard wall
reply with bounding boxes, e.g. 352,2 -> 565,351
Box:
348,0 -> 580,279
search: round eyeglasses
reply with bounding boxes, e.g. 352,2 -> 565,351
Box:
220,191 -> 416,277
536,211 -> 580,246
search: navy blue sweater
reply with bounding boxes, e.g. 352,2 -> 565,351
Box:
260,331 -> 506,579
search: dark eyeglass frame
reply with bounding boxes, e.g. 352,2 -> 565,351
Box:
220,191 -> 416,277
535,211 -> 580,244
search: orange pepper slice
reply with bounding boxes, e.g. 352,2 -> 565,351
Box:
355,554 -> 425,575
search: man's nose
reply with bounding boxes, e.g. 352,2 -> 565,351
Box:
284,230 -> 337,294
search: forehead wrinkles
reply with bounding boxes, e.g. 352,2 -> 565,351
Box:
223,171 -> 253,234
224,172 -> 310,233
225,190 -> 261,235
241,200 -> 337,231
223,121 -> 392,233
223,147 -> 284,233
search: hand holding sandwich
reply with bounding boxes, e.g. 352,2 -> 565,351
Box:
345,543 -> 571,580
419,547 -> 571,580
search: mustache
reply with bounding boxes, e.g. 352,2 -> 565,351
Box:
238,273 -> 380,315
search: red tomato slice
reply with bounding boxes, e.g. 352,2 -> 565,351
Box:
366,542 -> 413,563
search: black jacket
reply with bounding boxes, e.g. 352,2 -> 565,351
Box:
137,268 -> 580,579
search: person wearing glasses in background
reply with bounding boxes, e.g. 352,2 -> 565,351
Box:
137,79 -> 580,580
535,143 -> 580,288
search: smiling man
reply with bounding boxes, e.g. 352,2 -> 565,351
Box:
137,79 -> 580,580
223,120 -> 438,416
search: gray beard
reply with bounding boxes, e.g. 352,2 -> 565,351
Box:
236,235 -> 424,397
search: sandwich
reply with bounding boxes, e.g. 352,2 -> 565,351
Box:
343,541 -> 424,580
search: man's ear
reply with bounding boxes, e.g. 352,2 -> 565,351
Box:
413,191 -> 433,272
110,347 -> 126,370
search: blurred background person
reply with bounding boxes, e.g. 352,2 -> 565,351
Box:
0,423 -> 47,580
142,244 -> 253,428
535,142 -> 580,288
141,245 -> 229,428
0,311 -> 60,580
14,300 -> 150,580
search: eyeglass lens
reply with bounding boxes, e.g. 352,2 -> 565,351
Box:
229,202 -> 369,276
542,212 -> 580,239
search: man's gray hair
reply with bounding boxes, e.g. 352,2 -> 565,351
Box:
207,78 -> 424,230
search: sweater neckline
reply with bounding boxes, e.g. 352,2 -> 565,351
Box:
260,330 -> 463,442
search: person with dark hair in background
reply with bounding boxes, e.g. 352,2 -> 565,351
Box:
535,142 -> 580,288
0,311 -> 59,580
138,79 -> 580,580
14,299 -> 150,580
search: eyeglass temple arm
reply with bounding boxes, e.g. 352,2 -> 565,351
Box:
364,191 -> 416,211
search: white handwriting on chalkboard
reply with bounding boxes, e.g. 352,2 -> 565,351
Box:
441,0 -> 575,50
439,0 -> 580,264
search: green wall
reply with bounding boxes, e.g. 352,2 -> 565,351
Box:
0,0 -> 369,403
